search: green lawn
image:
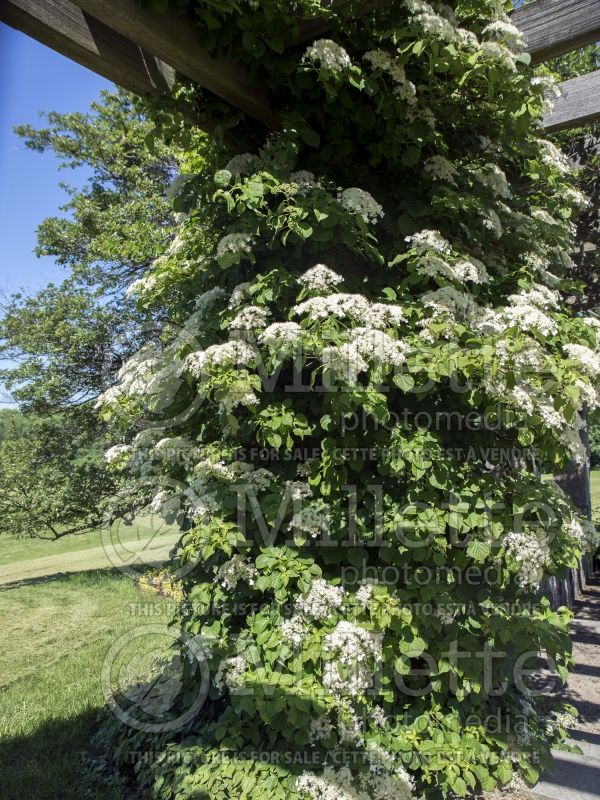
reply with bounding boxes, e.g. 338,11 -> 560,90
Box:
0,567 -> 174,799
591,470 -> 600,521
0,515 -> 173,567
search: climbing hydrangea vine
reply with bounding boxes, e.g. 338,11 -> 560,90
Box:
100,1 -> 600,798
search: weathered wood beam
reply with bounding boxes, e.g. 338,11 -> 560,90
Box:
296,0 -> 600,63
512,0 -> 600,65
69,0 -> 275,128
544,70 -> 600,132
0,0 -> 176,98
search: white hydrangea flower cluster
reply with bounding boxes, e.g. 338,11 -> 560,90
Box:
229,305 -> 270,335
407,230 -> 489,284
217,555 -> 257,590
406,229 -> 452,256
504,532 -> 550,589
294,293 -> 405,328
472,163 -> 512,199
224,152 -> 262,177
404,0 -> 457,43
480,41 -> 518,72
363,50 -> 416,104
280,614 -> 309,646
104,444 -> 132,463
355,583 -> 374,609
284,480 -> 312,501
195,286 -> 226,315
228,282 -> 252,309
214,653 -> 247,693
531,74 -> 562,115
216,232 -> 253,260
500,288 -> 559,336
565,516 -> 600,553
296,764 -> 415,800
309,714 -> 334,744
424,155 -> 457,184
538,139 -> 572,175
563,343 -> 600,377
98,344 -> 178,407
303,39 -> 352,74
259,322 -> 304,355
323,620 -> 383,696
153,436 -> 198,464
483,209 -> 503,238
482,20 -> 525,52
290,170 -> 321,192
182,340 -> 256,381
321,328 -> 410,382
290,502 -> 331,540
125,273 -> 158,299
295,578 -> 346,620
298,264 -> 344,292
338,188 -> 384,223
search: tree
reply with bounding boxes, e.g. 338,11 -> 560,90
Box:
0,90 -> 191,538
96,2 -> 600,798
1,88 -> 181,414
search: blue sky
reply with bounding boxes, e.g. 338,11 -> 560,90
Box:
0,24 -> 113,405
0,23 -> 112,297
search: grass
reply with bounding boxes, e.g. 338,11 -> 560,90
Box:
0,515 -> 174,567
0,568 -> 175,799
591,470 -> 600,521
0,473 -> 598,800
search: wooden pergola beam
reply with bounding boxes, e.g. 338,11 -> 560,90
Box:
512,0 -> 600,64
2,0 -> 599,135
0,0 -> 176,98
544,70 -> 600,133
68,0 -> 275,128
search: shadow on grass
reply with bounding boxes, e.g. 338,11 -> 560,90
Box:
0,707 -> 144,800
0,565 -> 148,592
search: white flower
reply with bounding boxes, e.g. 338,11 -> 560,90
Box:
216,233 -> 253,261
303,39 -> 352,74
309,715 -> 333,744
280,615 -> 308,647
321,343 -> 368,382
504,531 -> 550,590
406,229 -> 452,255
355,583 -> 374,609
538,140 -> 571,175
338,188 -> 384,223
298,264 -> 344,292
363,50 -> 416,102
260,322 -> 304,354
125,274 -> 158,298
182,340 -> 256,379
424,155 -> 457,184
214,653 -> 247,692
195,286 -> 226,314
289,503 -> 331,540
296,764 -> 414,800
404,0 -> 457,42
291,170 -> 321,191
323,621 -> 383,696
229,305 -> 270,333
480,41 -> 517,72
482,20 -> 525,52
563,344 -> 600,376
224,152 -> 262,177
227,283 -> 252,310
472,163 -> 512,198
295,578 -> 345,620
104,444 -> 132,463
217,555 -> 257,590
